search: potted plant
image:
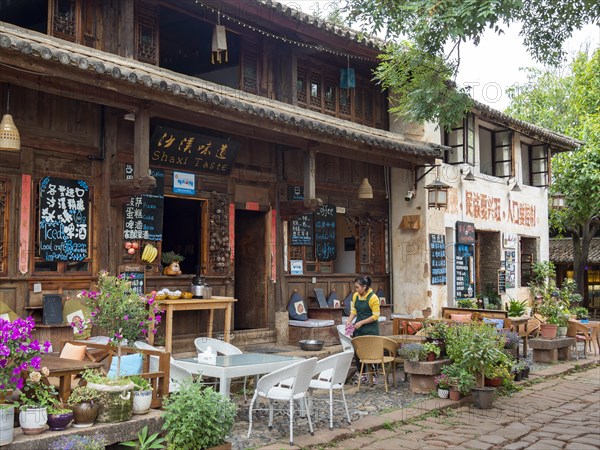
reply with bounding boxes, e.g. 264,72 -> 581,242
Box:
162,379 -> 236,450
572,306 -> 590,322
440,363 -> 475,401
18,367 -> 58,435
484,364 -> 511,387
78,271 -> 162,423
47,401 -> 74,431
129,375 -> 153,415
397,343 -> 425,362
162,251 -> 185,276
0,317 -> 51,445
67,385 -> 100,428
456,298 -> 477,309
422,342 -> 441,361
506,298 -> 528,317
499,329 -> 521,358
423,321 -> 449,356
512,361 -> 526,382
434,374 -> 450,399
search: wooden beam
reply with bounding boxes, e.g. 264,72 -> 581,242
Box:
133,108 -> 150,179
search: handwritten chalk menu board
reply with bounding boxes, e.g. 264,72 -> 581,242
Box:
119,265 -> 145,296
498,269 -> 506,294
124,169 -> 164,241
455,244 -> 475,299
505,250 -> 516,289
39,177 -> 89,261
43,294 -> 63,325
290,214 -> 313,246
456,221 -> 476,245
315,204 -> 336,261
429,234 -> 447,285
150,126 -> 239,175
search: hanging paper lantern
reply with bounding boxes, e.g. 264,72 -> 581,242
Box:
212,25 -> 228,64
340,68 -> 355,89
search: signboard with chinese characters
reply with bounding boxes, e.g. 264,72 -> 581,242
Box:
123,168 -> 164,241
119,265 -> 145,296
290,214 -> 313,246
455,244 -> 475,299
429,234 -> 447,285
150,126 -> 239,175
505,250 -> 516,289
39,177 -> 89,261
315,204 -> 336,261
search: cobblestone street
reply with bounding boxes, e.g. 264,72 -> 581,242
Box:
323,366 -> 600,450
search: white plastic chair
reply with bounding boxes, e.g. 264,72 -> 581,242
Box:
194,337 -> 248,401
336,324 -> 354,352
247,357 -> 317,446
133,341 -> 192,393
308,350 -> 354,430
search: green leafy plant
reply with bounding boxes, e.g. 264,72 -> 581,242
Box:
397,343 -> 425,362
122,425 -> 166,450
67,386 -> 100,406
506,298 -> 528,317
81,368 -> 132,387
423,321 -> 449,340
422,342 -> 441,359
456,298 -> 477,309
480,283 -> 502,310
19,367 -> 59,409
161,251 -> 185,265
441,363 -> 475,395
572,306 -> 590,319
128,375 -> 152,392
162,379 -> 236,450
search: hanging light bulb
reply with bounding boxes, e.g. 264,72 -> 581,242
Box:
0,85 -> 20,152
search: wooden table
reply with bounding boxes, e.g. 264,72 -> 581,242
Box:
149,297 -> 237,353
41,355 -> 104,403
510,316 -> 530,360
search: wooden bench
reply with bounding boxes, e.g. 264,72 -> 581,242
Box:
65,341 -> 170,408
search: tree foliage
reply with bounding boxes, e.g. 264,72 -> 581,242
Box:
343,0 -> 599,128
505,50 -> 600,299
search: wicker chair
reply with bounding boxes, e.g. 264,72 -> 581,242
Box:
352,336 -> 398,393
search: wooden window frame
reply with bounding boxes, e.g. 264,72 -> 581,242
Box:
491,129 -> 513,178
48,0 -> 101,49
520,253 -> 533,287
444,114 -> 475,165
528,143 -> 549,187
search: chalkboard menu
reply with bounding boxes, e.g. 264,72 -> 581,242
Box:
124,169 -> 164,241
505,250 -> 516,289
150,126 -> 239,175
456,221 -> 476,245
39,177 -> 89,262
290,214 -> 313,246
498,269 -> 506,294
119,265 -> 145,296
315,204 -> 336,261
43,294 -> 63,325
455,244 -> 475,299
429,234 -> 447,285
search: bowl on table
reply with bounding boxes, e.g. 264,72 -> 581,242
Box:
299,340 -> 324,351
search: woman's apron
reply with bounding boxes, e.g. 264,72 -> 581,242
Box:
353,292 -> 380,337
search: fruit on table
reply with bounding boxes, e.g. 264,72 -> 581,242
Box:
141,244 -> 158,263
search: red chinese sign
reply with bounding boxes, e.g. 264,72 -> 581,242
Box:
465,191 -> 536,227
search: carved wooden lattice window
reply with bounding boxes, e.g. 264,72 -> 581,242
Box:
49,0 -> 76,42
242,40 -> 258,95
297,60 -> 307,106
339,89 -> 352,116
356,217 -> 386,274
364,91 -> 374,126
135,1 -> 159,65
0,177 -> 8,276
355,88 -> 363,124
324,77 -> 336,114
309,75 -> 322,111
206,193 -> 231,276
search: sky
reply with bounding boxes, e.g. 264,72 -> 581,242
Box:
280,1 -> 600,111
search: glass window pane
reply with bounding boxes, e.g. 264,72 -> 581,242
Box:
495,146 -> 511,161
495,131 -> 511,146
495,162 -> 511,177
531,145 -> 546,159
532,173 -> 547,186
531,159 -> 547,172
446,129 -> 463,147
446,147 -> 463,164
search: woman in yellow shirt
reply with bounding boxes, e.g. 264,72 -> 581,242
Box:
346,275 -> 380,337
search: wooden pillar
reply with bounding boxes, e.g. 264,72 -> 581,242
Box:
133,107 -> 150,179
303,147 -> 316,202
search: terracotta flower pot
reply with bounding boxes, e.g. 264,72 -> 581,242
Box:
448,389 -> 461,401
484,377 -> 503,387
540,324 -> 558,339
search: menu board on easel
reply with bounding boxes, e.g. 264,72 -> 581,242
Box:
455,244 -> 475,299
124,168 -> 164,241
39,177 -> 90,261
119,264 -> 145,296
498,269 -> 506,294
315,204 -> 336,261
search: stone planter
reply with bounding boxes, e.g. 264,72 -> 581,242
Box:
87,381 -> 134,423
0,406 -> 15,446
19,406 -> 47,435
404,359 -> 451,394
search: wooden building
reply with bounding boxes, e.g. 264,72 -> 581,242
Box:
0,0 -> 440,351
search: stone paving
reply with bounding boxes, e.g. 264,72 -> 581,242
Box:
255,359 -> 599,449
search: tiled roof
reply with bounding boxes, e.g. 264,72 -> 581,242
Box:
0,23 -> 441,163
473,101 -> 582,152
550,238 -> 600,264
